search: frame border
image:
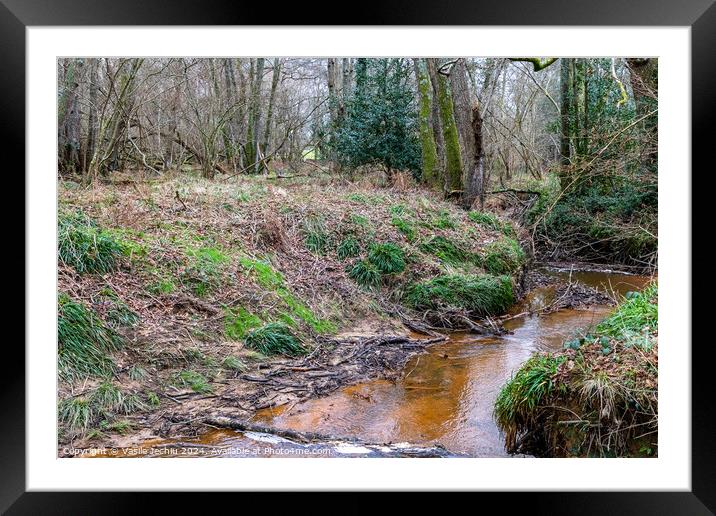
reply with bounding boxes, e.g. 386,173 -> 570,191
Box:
6,0 -> 712,511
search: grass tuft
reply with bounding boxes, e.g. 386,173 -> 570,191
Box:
483,238 -> 526,275
58,294 -> 122,381
58,210 -> 123,274
337,236 -> 361,260
303,215 -> 331,254
172,370 -> 212,393
244,323 -> 305,356
58,397 -> 94,432
224,307 -> 262,340
222,355 -> 247,372
348,259 -> 382,289
419,236 -> 480,266
405,274 -> 514,316
367,242 -> 405,275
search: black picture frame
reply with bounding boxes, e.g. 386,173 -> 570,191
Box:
5,0 -> 711,511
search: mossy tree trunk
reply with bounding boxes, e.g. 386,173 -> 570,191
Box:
424,59 -> 446,173
559,58 -> 573,188
427,58 -> 463,197
413,59 -> 440,188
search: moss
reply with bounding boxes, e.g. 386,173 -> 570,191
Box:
405,274 -> 514,316
483,238 -> 526,275
415,60 -> 440,187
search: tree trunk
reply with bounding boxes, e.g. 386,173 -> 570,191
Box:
425,59 -> 446,171
413,59 -> 440,188
58,59 -> 83,174
261,58 -> 282,163
449,58 -> 478,207
83,58 -> 100,177
465,102 -> 486,210
559,58 -> 573,187
428,59 -> 463,197
246,58 -> 265,173
626,58 -> 658,173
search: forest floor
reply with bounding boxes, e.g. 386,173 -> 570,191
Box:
57,169 -> 622,454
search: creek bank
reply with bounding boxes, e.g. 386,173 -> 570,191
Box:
494,283 -> 658,457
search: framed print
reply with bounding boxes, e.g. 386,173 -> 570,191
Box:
6,0 -> 713,511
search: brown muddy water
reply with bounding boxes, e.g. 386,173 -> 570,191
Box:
101,269 -> 652,458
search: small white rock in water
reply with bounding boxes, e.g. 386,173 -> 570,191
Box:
333,444 -> 373,455
244,431 -> 294,445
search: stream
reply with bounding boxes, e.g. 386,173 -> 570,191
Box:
107,268 -> 652,458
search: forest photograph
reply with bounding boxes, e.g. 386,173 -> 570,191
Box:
56,56 -> 658,459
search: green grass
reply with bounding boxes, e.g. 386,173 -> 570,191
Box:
337,236 -> 361,260
91,381 -> 147,415
405,274 -> 515,316
98,288 -> 139,329
238,256 -> 284,289
172,370 -> 212,393
303,215 -> 331,254
244,323 -> 305,356
187,246 -> 229,265
348,259 -> 382,289
367,243 -> 405,275
182,246 -> 229,297
596,283 -> 657,338
59,383 -> 147,435
145,391 -> 161,407
58,294 -> 122,381
58,210 -> 123,274
279,291 -> 337,334
349,214 -> 370,227
483,238 -> 526,275
222,355 -> 247,372
419,236 -> 480,266
432,209 -> 457,229
147,277 -> 176,295
468,211 -> 514,236
128,365 -> 146,381
224,307 -> 262,340
391,216 -> 417,241
494,354 -> 566,442
58,397 -> 94,432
